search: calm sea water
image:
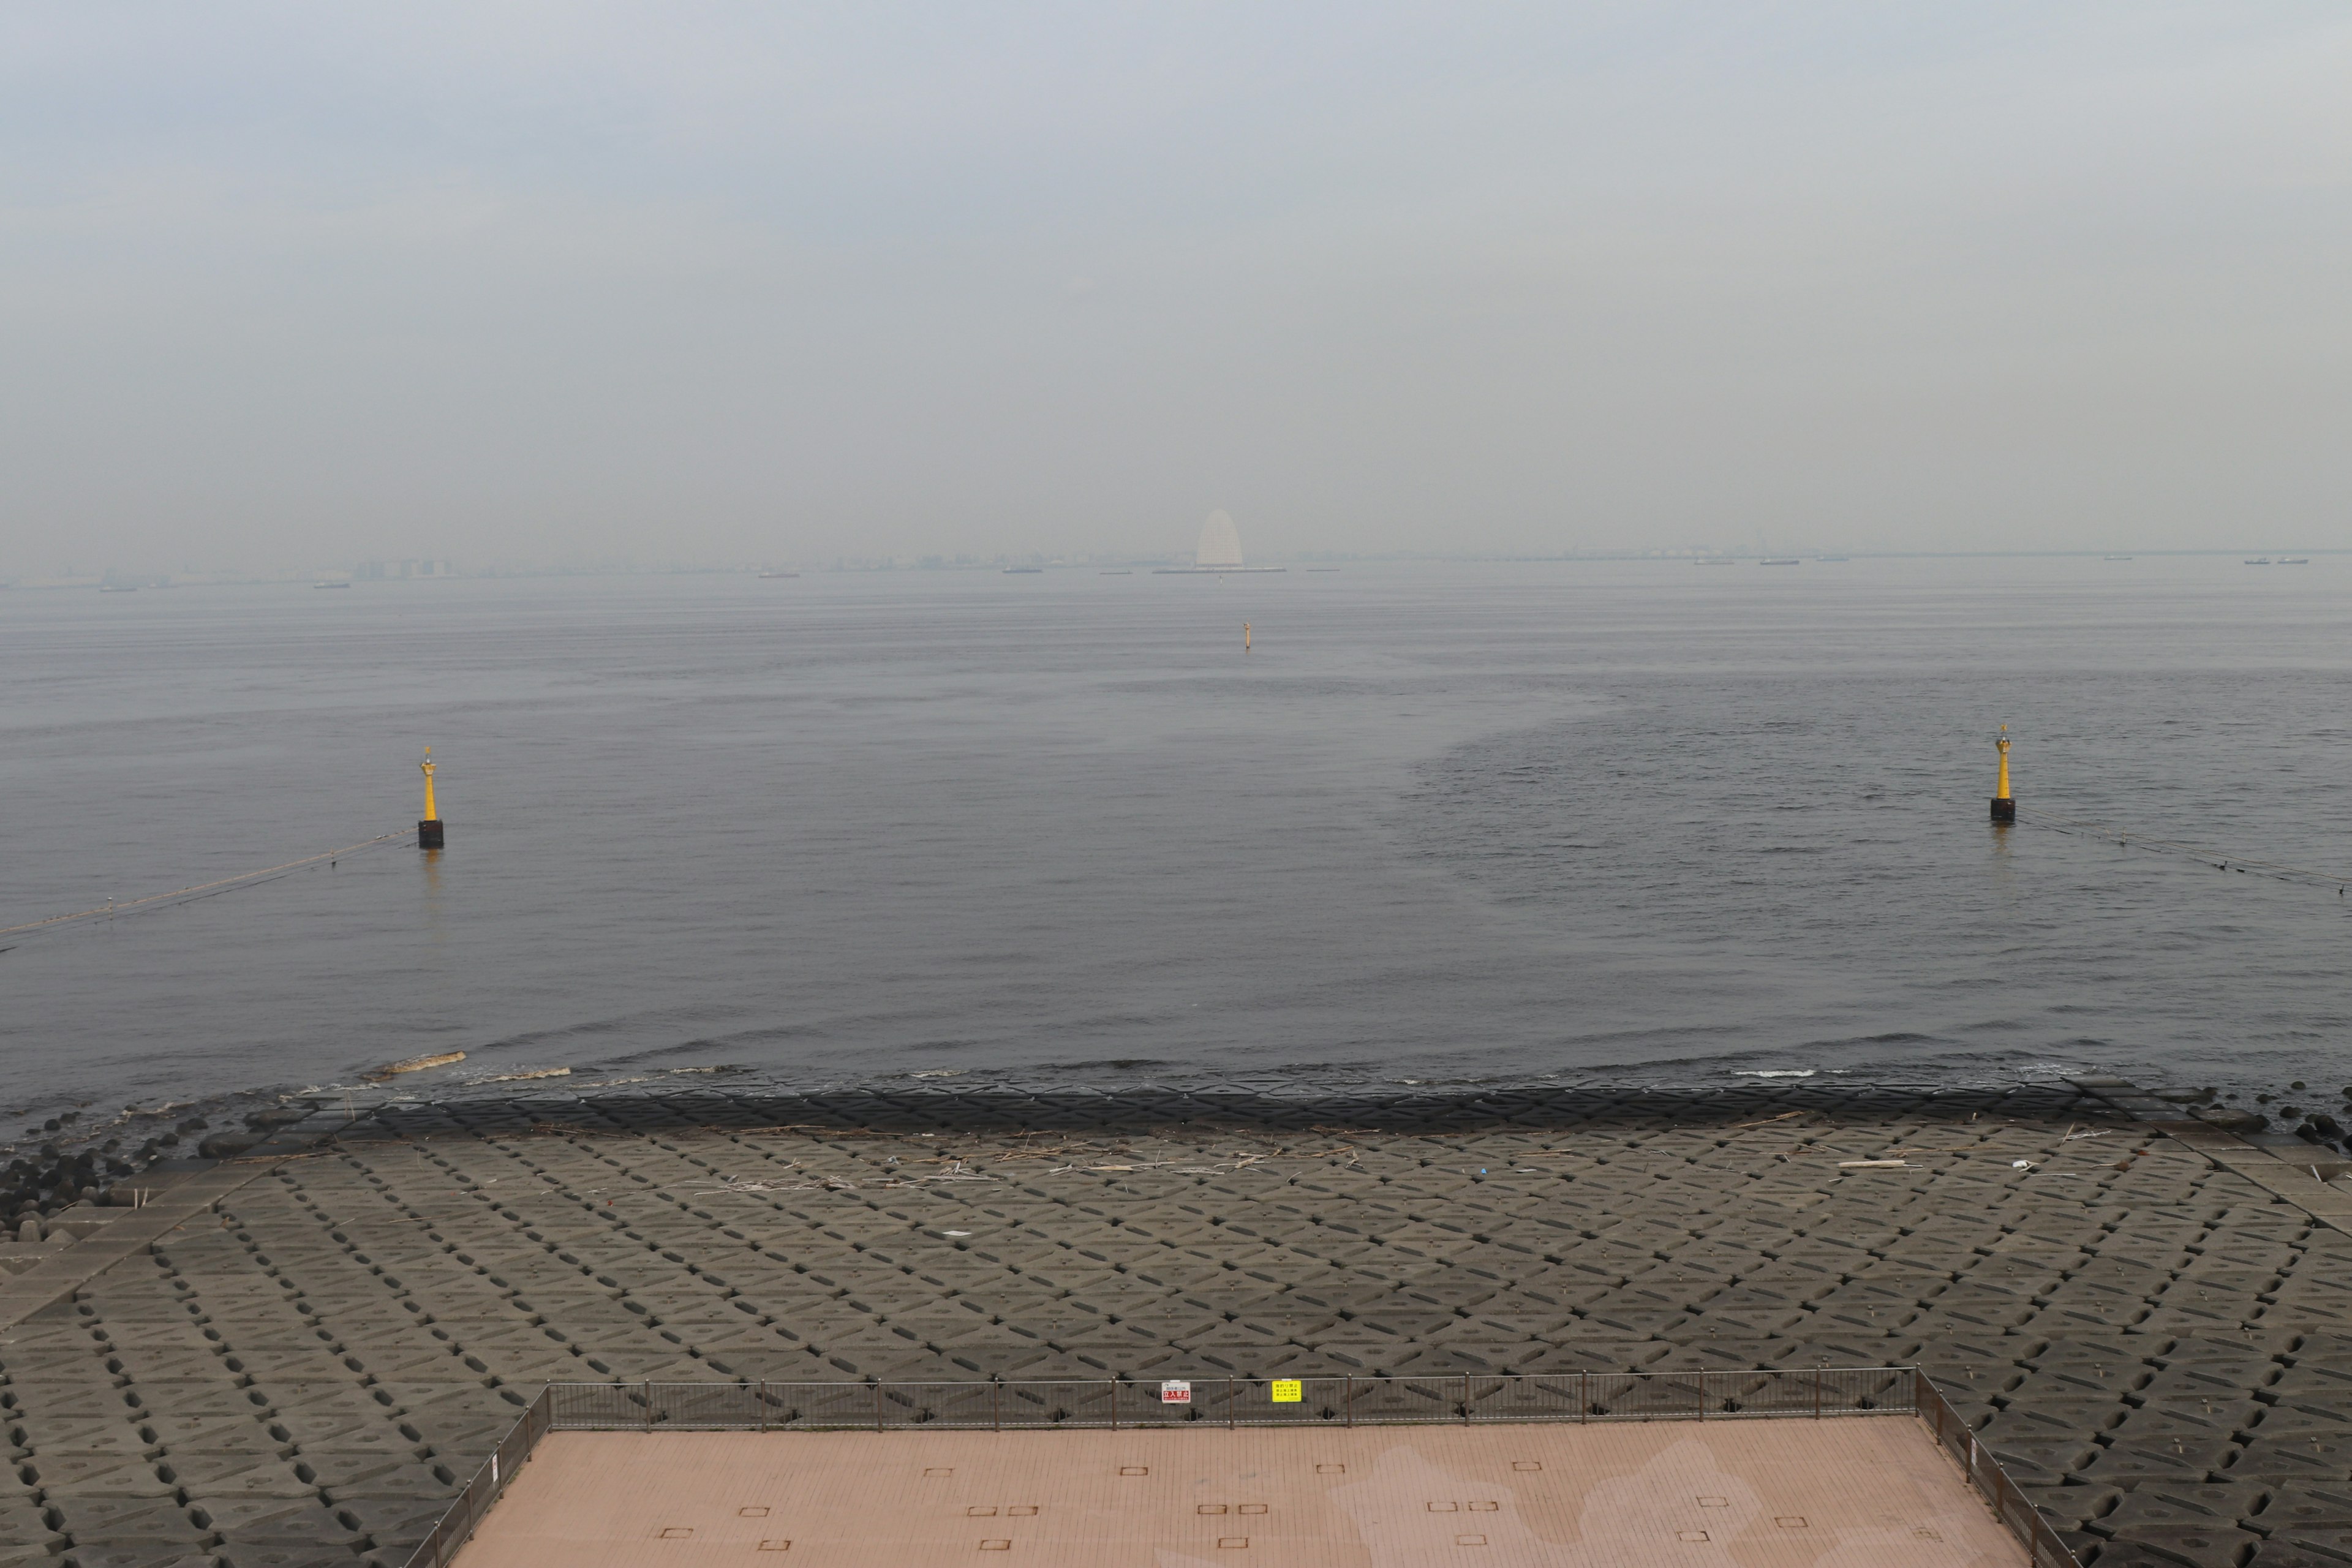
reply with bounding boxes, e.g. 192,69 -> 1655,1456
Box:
4,559 -> 2348,1119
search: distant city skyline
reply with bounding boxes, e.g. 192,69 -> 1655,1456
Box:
5,4 -> 2350,575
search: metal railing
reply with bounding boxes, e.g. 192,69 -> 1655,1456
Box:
1915,1370 -> 2083,1568
403,1385 -> 552,1568
538,1365 -> 1915,1431
402,1366 -> 2076,1568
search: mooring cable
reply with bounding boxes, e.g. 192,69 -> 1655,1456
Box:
0,829 -> 418,938
2016,807 -> 2351,893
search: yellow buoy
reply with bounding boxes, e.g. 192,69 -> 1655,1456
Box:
1243,621 -> 1252,654
1990,726 -> 2014,822
419,747 -> 445,848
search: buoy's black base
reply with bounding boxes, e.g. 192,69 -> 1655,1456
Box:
1989,797 -> 2015,823
418,818 -> 445,848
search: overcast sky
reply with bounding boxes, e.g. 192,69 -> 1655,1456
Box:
4,2 -> 2349,572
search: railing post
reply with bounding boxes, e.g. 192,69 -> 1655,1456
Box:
1109,1378 -> 1118,1431
1461,1374 -> 1471,1426
1579,1370 -> 1588,1424
1227,1377 -> 1235,1430
1344,1374 -> 1353,1428
993,1379 -> 1002,1433
644,1379 -> 653,1433
758,1380 -> 767,1434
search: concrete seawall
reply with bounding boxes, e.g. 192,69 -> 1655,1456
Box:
2,1080 -> 2348,1566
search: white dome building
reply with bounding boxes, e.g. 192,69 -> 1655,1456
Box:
1152,507 -> 1283,573
1195,509 -> 1245,570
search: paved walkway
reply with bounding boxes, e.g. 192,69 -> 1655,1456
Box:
454,1420 -> 2022,1568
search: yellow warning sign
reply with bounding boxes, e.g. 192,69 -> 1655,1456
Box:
1271,1380 -> 1303,1403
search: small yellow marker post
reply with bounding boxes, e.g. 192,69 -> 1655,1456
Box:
1990,726 -> 2015,822
1243,621 -> 1252,654
418,748 -> 446,848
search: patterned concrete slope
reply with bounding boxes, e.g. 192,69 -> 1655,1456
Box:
0,1081 -> 2346,1567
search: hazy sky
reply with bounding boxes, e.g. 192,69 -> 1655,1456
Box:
4,3 -> 2349,571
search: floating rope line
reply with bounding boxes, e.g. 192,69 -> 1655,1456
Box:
0,829 -> 417,938
2016,807 -> 2351,894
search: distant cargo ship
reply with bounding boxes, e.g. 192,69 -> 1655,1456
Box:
1759,557 -> 1802,566
1002,566 -> 1044,574
758,570 -> 799,579
313,581 -> 350,589
2245,558 -> 2272,565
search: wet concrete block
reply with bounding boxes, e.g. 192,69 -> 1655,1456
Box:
2253,1404 -> 2352,1437
2279,1336 -> 2352,1371
396,1415 -> 518,1457
243,1387 -> 390,1425
290,1453 -> 434,1493
2272,1369 -> 2352,1408
2138,1307 -> 2262,1340
332,1345 -> 467,1381
1178,1345 -> 1312,1378
1679,1306 -> 1811,1338
207,1498 -> 360,1544
326,1495 -> 450,1545
2095,1525 -> 2260,1568
50,1543 -> 219,1568
340,1373 -> 478,1406
1403,1345 -> 1529,1376
1979,1439 -> 2098,1485
137,1414 -> 285,1455
1911,1303 -> 2047,1337
1980,1405 -> 2121,1447
186,1496 -> 343,1537
2261,1302 -> 2352,1333
20,1454 -> 177,1497
1575,1306 -> 1697,1338
314,1461 -> 456,1503
2244,1539 -> 2352,1568
120,1353 -> 238,1384
172,1457 -> 320,1501
2150,1338 -> 2286,1374
2253,1486 -> 2352,1531
17,1419 -> 154,1457
2040,1305 -> 2163,1340
1492,1343 -> 1668,1375
2010,1364 -> 2149,1402
2081,1438 -> 2241,1485
2234,1431 -> 2352,1480
2019,1482 -> 2120,1530
91,1325 -> 217,1351
0,1542 -> 70,1568
210,1544 -> 366,1568
2125,1401 -> 2266,1436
